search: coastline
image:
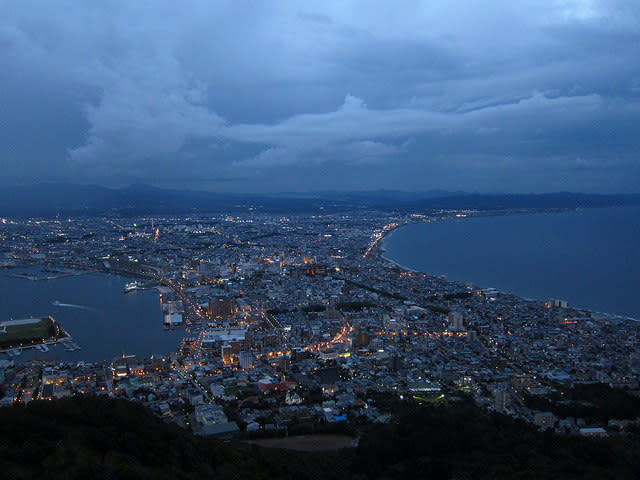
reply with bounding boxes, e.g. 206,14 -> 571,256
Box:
380,249 -> 420,275
0,267 -> 182,363
377,211 -> 640,323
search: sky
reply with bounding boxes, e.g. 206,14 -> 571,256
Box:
1,1 -> 639,193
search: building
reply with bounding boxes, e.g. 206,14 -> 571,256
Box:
209,296 -> 237,318
221,344 -> 233,364
305,264 -> 327,276
239,350 -> 253,370
493,389 -> 509,413
164,313 -> 183,326
112,354 -> 144,377
549,298 -> 568,308
533,411 -> 556,430
579,427 -> 607,437
193,404 -> 239,439
448,311 -> 464,331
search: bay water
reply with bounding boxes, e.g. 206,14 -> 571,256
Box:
0,268 -> 184,362
383,205 -> 640,319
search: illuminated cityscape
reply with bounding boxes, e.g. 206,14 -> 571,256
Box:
1,209 -> 639,439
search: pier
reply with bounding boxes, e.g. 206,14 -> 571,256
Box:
0,316 -> 73,356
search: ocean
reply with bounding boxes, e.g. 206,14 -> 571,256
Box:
0,268 -> 185,362
383,205 -> 640,320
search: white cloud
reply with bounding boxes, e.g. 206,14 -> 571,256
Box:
228,92 -> 607,167
1,1 -> 639,191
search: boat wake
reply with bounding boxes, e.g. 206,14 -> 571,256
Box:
51,300 -> 93,311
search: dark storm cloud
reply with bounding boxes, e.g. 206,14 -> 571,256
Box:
1,1 -> 639,192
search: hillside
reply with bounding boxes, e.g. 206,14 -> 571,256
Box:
0,396 -> 342,480
2,396 -> 640,479
1,183 -> 639,217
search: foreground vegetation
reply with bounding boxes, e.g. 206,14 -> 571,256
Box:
1,395 -> 639,479
0,396 -> 341,480
524,382 -> 640,424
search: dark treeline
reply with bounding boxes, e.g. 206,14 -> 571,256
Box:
354,400 -> 640,478
0,396 -> 341,479
524,383 -> 640,424
1,395 -> 640,479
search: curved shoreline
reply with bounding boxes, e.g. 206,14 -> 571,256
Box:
378,213 -> 640,323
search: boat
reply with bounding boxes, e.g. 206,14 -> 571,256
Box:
124,281 -> 141,293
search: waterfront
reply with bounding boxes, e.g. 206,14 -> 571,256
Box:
0,267 -> 184,362
2,209 -> 640,442
383,205 -> 640,320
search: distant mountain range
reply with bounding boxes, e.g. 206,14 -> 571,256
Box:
0,183 -> 639,217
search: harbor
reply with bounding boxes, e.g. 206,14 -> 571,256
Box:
0,267 -> 184,363
7,267 -> 89,282
124,280 -> 155,293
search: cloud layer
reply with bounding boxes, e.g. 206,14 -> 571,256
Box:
1,1 -> 639,192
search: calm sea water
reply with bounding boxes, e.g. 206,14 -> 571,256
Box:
0,268 -> 184,362
383,205 -> 640,319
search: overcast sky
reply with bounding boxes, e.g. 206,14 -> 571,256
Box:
2,1 -> 639,193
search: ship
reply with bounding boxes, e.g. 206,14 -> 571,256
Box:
124,281 -> 141,293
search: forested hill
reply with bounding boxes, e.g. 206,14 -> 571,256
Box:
2,395 -> 640,479
0,396 -> 337,480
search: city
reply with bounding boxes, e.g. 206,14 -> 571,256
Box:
1,209 -> 638,440
2,1 -> 640,476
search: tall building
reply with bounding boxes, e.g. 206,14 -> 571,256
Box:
494,389 -> 509,413
448,311 -> 464,331
221,344 -> 233,365
239,350 -> 253,370
209,296 -> 237,318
